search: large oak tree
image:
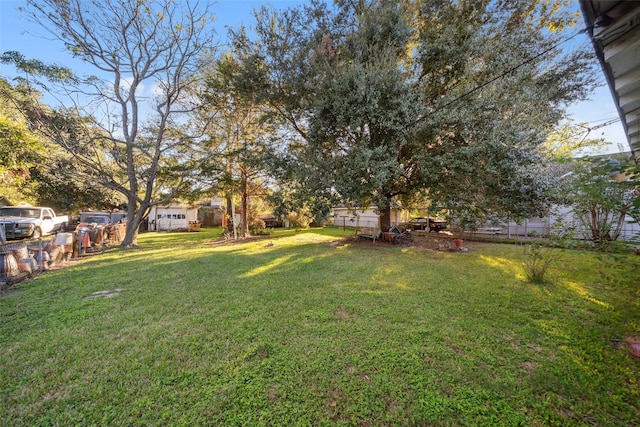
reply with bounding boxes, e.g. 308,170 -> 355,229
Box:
242,0 -> 597,230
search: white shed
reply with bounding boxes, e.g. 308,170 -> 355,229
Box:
332,206 -> 403,229
148,204 -> 199,231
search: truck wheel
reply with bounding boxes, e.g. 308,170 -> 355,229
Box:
32,227 -> 42,240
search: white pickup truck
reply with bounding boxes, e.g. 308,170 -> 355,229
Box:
0,206 -> 69,240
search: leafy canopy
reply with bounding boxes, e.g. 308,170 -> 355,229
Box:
241,0 -> 597,228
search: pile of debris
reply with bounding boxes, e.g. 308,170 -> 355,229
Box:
0,235 -> 72,290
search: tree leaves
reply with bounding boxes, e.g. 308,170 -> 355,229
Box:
12,0 -> 218,245
245,0 -> 596,227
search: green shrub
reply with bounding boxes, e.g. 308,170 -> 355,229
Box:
249,218 -> 269,235
522,242 -> 556,284
288,209 -> 312,229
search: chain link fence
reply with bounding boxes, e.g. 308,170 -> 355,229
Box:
0,227 -> 73,291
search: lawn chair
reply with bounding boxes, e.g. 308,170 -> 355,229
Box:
358,227 -> 381,242
382,226 -> 413,245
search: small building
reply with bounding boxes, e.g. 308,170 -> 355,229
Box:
197,198 -> 226,227
260,214 -> 283,228
331,205 -> 403,229
148,204 -> 199,231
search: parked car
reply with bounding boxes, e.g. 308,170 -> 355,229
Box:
75,212 -> 126,247
402,217 -> 447,232
0,206 -> 69,240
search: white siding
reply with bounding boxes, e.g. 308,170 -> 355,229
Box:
332,207 -> 402,229
149,206 -> 198,231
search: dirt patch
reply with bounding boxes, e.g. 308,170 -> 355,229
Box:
347,232 -> 471,252
0,249 -> 107,295
333,308 -> 358,321
520,361 -> 539,372
83,288 -> 125,301
209,234 -> 272,246
0,288 -> 23,299
326,388 -> 347,421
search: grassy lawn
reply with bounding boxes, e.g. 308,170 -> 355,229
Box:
1,227 -> 638,425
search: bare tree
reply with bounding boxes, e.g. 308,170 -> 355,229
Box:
18,0 -> 216,246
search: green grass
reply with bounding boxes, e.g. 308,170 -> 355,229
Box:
1,227 -> 638,426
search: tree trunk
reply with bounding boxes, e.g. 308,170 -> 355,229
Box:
241,170 -> 248,238
612,211 -> 626,241
120,194 -> 141,247
379,204 -> 392,232
226,196 -> 234,233
121,206 -> 147,247
121,215 -> 141,247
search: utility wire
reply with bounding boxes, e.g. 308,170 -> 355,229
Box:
582,117 -> 621,132
576,117 -> 621,145
563,117 -> 621,139
548,117 -> 622,153
405,26 -> 591,131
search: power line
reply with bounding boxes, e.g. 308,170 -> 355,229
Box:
405,26 -> 591,131
563,117 -> 620,140
550,117 -> 622,152
583,117 -> 620,131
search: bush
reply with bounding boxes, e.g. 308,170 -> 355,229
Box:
288,209 -> 312,229
249,218 -> 269,235
522,243 -> 556,284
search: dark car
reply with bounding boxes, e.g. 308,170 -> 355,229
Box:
403,217 -> 447,232
81,216 -> 111,226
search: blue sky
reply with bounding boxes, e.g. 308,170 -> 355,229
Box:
0,0 -> 629,154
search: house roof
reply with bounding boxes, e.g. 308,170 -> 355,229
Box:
580,1 -> 640,157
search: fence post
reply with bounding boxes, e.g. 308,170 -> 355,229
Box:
38,237 -> 43,273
